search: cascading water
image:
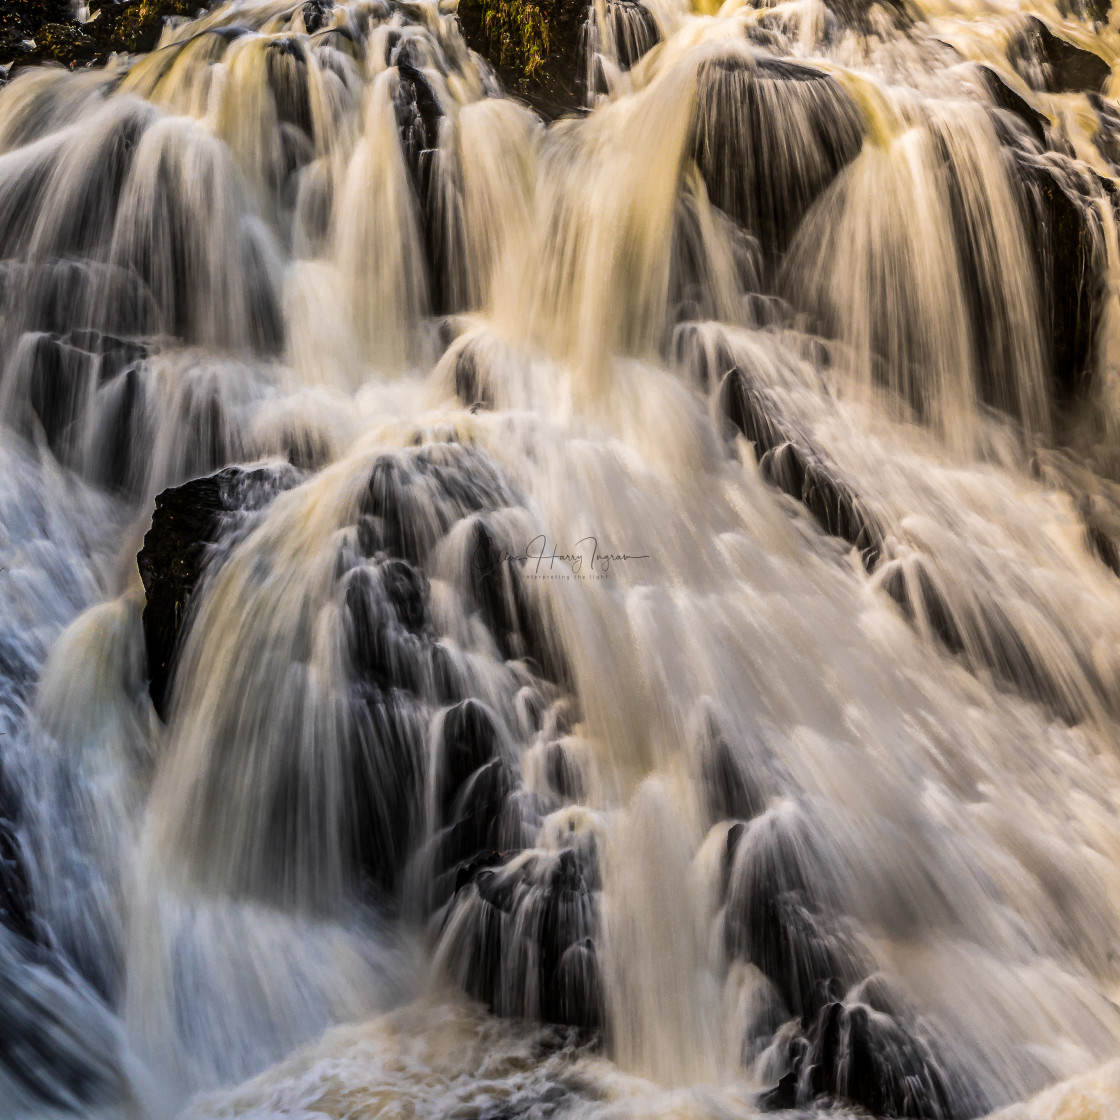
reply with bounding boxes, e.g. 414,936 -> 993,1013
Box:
3,0 -> 1120,1116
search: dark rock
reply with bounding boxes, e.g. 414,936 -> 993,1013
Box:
302,0 -> 335,33
720,366 -> 885,566
760,1000 -> 985,1119
356,443 -> 512,565
691,54 -> 864,257
342,559 -> 432,693
724,805 -> 864,1020
1014,154 -> 1101,405
979,65 -> 1046,147
444,846 -> 603,1030
544,740 -> 585,802
1012,16 -> 1111,94
693,700 -> 767,824
1058,0 -> 1110,26
462,517 -> 571,685
456,0 -> 590,117
4,0 -> 211,72
347,686 -> 426,894
136,464 -> 302,717
0,761 -> 35,946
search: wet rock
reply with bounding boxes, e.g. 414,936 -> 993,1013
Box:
693,701 -> 768,823
1058,0 -> 1110,22
462,517 -> 571,685
4,0 -> 210,71
604,0 -> 659,70
1011,17 -> 1111,95
301,0 -> 335,33
356,444 -> 512,566
691,54 -> 864,257
760,1000 -> 985,1119
724,805 -> 864,1020
1015,154 -> 1102,404
0,762 -> 35,946
720,366 -> 885,565
136,464 -> 302,717
430,699 -> 516,892
444,846 -> 603,1030
978,65 -> 1046,147
456,0 -> 590,117
342,559 -> 433,694
348,686 -> 427,894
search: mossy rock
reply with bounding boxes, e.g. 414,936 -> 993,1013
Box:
107,0 -> 200,54
35,21 -> 97,63
1,0 -> 208,71
457,0 -> 589,117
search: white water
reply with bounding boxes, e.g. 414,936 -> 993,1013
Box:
2,0 -> 1120,1117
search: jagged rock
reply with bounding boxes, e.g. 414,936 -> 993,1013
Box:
136,464 -> 301,717
456,0 -> 590,117
979,65 -> 1047,147
691,55 -> 864,256
1011,16 -> 1111,94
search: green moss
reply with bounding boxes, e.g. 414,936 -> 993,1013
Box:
107,0 -> 198,54
478,0 -> 551,78
34,21 -> 93,63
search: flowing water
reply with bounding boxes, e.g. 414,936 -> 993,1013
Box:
4,0 -> 1120,1117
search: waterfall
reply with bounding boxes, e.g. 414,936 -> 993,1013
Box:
2,0 -> 1120,1117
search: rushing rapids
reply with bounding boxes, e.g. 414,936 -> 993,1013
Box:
5,0 -> 1120,1116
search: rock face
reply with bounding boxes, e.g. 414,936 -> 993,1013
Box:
1011,16 -> 1112,94
136,465 -> 301,718
456,0 -> 590,117
1,0 -> 206,72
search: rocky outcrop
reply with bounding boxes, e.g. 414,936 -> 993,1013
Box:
136,464 -> 301,718
1,0 -> 206,72
456,0 -> 590,117
1011,16 -> 1112,94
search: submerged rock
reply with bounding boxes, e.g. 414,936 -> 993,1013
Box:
759,999 -> 985,1119
442,846 -> 604,1030
691,54 -> 864,256
136,464 -> 301,718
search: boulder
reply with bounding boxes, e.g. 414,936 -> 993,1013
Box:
691,55 -> 864,257
136,464 -> 301,717
759,1000 -> 986,1119
456,0 -> 590,117
1011,17 -> 1111,95
443,846 -> 603,1030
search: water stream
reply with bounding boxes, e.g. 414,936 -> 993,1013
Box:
3,0 -> 1120,1117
